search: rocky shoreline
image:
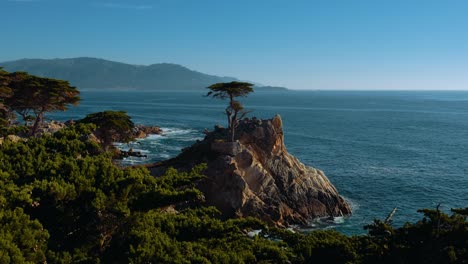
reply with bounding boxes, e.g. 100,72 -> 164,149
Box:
132,124 -> 163,139
0,120 -> 163,145
2,117 -> 351,227
115,125 -> 163,159
147,115 -> 351,227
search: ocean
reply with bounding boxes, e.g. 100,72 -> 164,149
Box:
49,90 -> 468,235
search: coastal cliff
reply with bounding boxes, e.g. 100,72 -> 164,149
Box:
148,115 -> 351,226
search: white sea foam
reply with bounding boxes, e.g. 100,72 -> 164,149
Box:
117,146 -> 151,153
144,134 -> 164,140
116,126 -> 202,166
342,196 -> 360,212
303,213 -> 351,231
177,137 -> 203,142
160,127 -> 196,136
121,157 -> 147,165
165,145 -> 183,151
133,149 -> 150,153
333,216 -> 345,224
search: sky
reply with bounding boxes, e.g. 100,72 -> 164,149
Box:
1,0 -> 468,90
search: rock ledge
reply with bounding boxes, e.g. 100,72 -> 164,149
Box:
148,115 -> 351,226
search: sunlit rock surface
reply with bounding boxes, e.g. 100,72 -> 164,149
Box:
148,115 -> 351,226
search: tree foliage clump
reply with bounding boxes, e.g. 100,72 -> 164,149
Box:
78,110 -> 135,151
207,81 -> 254,142
0,208 -> 49,264
357,207 -> 468,263
0,68 -> 14,129
0,69 -> 80,136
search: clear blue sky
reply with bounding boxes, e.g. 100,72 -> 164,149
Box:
2,0 -> 468,90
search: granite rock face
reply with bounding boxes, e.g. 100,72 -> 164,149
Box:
148,115 -> 351,226
133,125 -> 163,139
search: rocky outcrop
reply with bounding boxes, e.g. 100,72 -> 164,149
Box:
147,115 -> 351,226
36,120 -> 67,136
133,125 -> 163,139
0,135 -> 23,145
118,149 -> 147,159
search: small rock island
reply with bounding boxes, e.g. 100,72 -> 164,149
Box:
148,115 -> 351,226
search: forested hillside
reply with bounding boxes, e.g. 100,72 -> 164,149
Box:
0,58 -> 287,91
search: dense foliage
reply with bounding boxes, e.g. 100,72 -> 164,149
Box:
0,124 -> 467,263
0,68 -> 14,129
0,69 -> 80,136
78,111 -> 135,151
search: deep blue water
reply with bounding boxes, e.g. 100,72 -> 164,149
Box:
50,90 -> 468,235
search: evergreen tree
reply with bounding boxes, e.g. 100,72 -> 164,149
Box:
207,81 -> 253,142
79,111 -> 135,151
4,71 -> 80,136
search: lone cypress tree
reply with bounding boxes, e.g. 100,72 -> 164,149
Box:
206,81 -> 254,142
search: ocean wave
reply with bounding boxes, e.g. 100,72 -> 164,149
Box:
341,196 -> 360,212
144,134 -> 164,140
332,216 -> 346,224
161,127 -> 196,136
158,153 -> 171,159
119,148 -> 150,153
365,165 -> 417,175
299,216 -> 348,232
175,137 -> 203,142
120,157 -> 149,166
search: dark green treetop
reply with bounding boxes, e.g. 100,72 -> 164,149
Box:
0,68 -> 13,127
79,110 -> 135,151
3,71 -> 80,136
207,81 -> 254,141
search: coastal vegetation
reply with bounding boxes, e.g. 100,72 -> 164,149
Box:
1,123 -> 467,263
78,111 -> 135,151
0,71 -> 466,263
0,68 -> 80,137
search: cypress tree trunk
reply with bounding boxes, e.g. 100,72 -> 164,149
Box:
231,111 -> 238,142
30,112 -> 43,137
229,95 -> 237,142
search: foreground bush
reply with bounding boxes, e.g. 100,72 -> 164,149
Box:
0,125 -> 466,263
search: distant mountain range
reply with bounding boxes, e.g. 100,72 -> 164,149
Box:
0,57 -> 288,91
